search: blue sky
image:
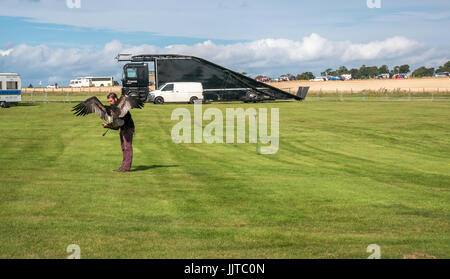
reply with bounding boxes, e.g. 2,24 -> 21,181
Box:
0,0 -> 449,85
0,16 -> 242,48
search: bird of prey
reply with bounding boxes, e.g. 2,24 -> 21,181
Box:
72,95 -> 144,132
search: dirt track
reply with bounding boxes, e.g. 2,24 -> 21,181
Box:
267,77 -> 450,94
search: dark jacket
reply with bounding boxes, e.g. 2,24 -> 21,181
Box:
120,111 -> 135,131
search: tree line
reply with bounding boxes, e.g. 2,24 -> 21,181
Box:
263,60 -> 450,81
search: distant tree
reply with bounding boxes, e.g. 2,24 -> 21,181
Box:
436,61 -> 450,73
359,65 -> 369,78
296,72 -> 315,80
412,66 -> 435,77
367,66 -> 379,78
284,73 -> 295,79
399,64 -> 410,74
349,68 -> 360,79
321,68 -> 333,76
337,66 -> 349,75
357,65 -> 378,79
378,65 -> 389,75
113,80 -> 119,86
392,65 -> 401,75
305,72 -> 315,80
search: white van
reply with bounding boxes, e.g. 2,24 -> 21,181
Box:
0,73 -> 21,106
148,82 -> 204,104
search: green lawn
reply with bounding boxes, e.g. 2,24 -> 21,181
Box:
0,101 -> 449,259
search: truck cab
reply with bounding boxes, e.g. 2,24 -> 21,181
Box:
121,63 -> 149,101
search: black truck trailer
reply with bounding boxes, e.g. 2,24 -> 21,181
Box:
116,54 -> 307,103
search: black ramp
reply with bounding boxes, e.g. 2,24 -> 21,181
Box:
129,54 -> 303,102
297,87 -> 310,100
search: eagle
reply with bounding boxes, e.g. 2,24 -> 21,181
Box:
72,95 -> 144,134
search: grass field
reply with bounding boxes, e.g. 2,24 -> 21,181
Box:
0,100 -> 449,259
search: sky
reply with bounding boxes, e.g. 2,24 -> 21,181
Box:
0,0 -> 449,86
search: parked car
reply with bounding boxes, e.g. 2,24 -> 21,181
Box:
147,82 -> 204,104
328,76 -> 344,81
392,74 -> 408,79
434,72 -> 449,77
256,77 -> 270,83
309,77 -> 327,82
376,74 -> 390,79
341,74 -> 352,80
47,83 -> 58,89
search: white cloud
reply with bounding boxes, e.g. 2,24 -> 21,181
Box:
0,34 -> 448,85
341,37 -> 421,61
0,49 -> 12,56
117,34 -> 424,68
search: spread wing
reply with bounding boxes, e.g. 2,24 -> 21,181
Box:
72,97 -> 111,122
116,95 -> 144,118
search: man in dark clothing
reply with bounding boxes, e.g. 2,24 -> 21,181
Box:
103,93 -> 135,172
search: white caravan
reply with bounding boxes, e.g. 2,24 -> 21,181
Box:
148,82 -> 204,104
69,78 -> 92,88
69,77 -> 114,87
0,73 -> 21,105
87,77 -> 114,87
